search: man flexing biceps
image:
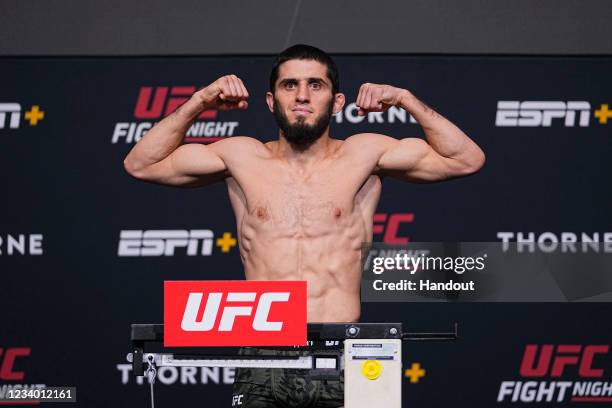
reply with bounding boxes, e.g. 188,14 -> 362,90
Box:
124,44 -> 484,408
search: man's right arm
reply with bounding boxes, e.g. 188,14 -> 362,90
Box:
123,75 -> 249,187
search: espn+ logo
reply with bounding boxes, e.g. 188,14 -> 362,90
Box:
0,104 -> 21,129
0,103 -> 45,129
495,101 -> 590,127
164,281 -> 307,347
118,230 -> 214,256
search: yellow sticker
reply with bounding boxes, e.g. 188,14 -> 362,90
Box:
361,360 -> 382,380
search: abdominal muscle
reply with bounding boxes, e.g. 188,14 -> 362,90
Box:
237,202 -> 368,323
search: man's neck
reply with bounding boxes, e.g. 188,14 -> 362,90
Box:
275,131 -> 333,168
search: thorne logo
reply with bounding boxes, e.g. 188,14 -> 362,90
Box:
164,281 -> 307,347
0,103 -> 45,129
117,229 -> 229,256
0,234 -> 43,256
111,86 -> 239,144
116,363 -> 235,386
497,232 -> 612,253
334,103 -> 416,124
497,344 -> 612,403
495,101 -> 590,127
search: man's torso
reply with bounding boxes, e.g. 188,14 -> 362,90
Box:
219,136 -> 383,322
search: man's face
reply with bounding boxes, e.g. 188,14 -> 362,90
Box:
267,59 -> 343,149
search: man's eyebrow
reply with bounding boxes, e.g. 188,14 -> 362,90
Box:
278,77 -> 329,86
307,77 -> 329,85
278,78 -> 297,85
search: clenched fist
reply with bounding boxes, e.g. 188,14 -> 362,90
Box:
356,83 -> 410,116
196,75 -> 249,111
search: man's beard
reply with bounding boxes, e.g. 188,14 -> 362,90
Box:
272,97 -> 334,151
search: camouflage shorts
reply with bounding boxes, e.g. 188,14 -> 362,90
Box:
231,346 -> 344,408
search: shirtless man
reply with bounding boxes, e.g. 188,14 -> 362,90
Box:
123,44 -> 484,407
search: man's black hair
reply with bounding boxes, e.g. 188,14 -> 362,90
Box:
269,44 -> 339,94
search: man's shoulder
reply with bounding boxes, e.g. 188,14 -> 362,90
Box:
341,133 -> 397,155
215,135 -> 264,147
344,132 -> 397,145
210,136 -> 269,156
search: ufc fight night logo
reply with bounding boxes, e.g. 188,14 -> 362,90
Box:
164,281 -> 307,347
497,344 -> 612,403
373,213 -> 414,244
111,86 -> 239,144
0,347 -> 46,397
0,348 -> 30,381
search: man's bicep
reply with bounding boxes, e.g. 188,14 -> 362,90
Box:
171,143 -> 228,180
134,143 -> 228,187
377,137 -> 453,182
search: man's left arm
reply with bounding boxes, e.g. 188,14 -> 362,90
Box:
356,83 -> 485,182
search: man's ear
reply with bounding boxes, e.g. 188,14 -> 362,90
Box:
333,93 -> 346,114
266,92 -> 274,113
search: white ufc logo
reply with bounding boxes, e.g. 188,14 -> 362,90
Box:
496,101 -> 591,127
181,292 -> 290,332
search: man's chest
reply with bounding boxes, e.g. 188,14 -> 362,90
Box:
247,175 -> 358,227
229,158 -> 376,229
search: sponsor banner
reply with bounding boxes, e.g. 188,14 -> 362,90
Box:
498,344 -> 612,404
117,229 -> 237,256
164,280 -> 307,347
0,55 -> 611,408
0,103 -> 45,130
0,347 -> 47,404
111,86 -> 239,144
495,101 -> 612,128
497,232 -> 612,248
116,363 -> 236,386
0,234 -> 43,256
373,213 -> 415,244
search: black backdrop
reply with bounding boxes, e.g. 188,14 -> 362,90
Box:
1,55 -> 611,407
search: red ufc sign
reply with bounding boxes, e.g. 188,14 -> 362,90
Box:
373,212 -> 414,244
134,86 -> 218,119
520,344 -> 609,378
0,347 -> 30,381
164,280 -> 307,347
